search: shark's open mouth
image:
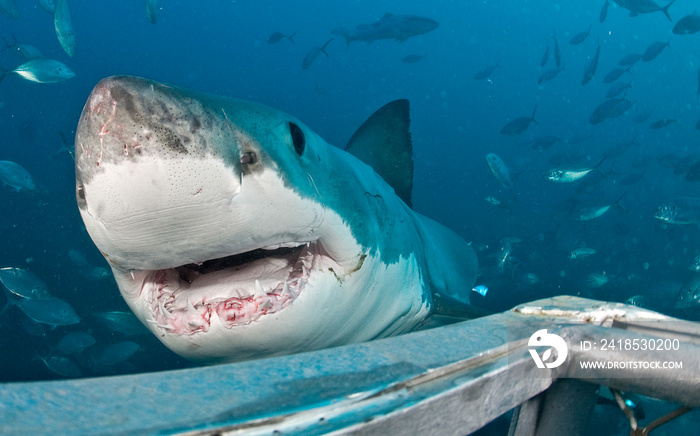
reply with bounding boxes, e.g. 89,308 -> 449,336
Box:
142,242 -> 322,335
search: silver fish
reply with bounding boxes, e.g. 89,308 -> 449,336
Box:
545,156 -> 606,183
2,59 -> 75,84
0,267 -> 50,300
17,297 -> 80,326
675,274 -> 700,309
0,161 -> 38,191
654,197 -> 700,224
569,247 -> 596,259
54,0 -> 75,57
577,193 -> 625,221
146,0 -> 158,24
689,255 -> 700,272
485,153 -> 512,188
586,272 -> 609,288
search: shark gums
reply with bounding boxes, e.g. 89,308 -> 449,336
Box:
75,76 -> 478,363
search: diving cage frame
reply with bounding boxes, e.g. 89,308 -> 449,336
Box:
1,295 -> 698,435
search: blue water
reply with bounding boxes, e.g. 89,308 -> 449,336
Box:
0,1 -> 699,429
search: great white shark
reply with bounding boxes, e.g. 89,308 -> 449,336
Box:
75,76 -> 479,363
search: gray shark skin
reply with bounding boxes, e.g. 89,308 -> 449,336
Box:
75,76 -> 478,363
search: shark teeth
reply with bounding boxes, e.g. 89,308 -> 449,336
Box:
145,241 -> 319,335
261,242 -> 308,250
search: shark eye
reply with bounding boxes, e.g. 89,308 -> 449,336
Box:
240,151 -> 257,164
289,122 -> 305,156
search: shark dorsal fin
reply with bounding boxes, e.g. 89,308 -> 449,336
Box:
345,99 -> 413,207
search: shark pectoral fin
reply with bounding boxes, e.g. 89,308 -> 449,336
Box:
345,99 -> 414,207
416,215 -> 485,318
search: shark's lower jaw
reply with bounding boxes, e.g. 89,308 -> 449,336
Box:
140,242 -> 322,335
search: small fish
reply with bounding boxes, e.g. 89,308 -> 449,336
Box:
577,193 -> 626,221
525,135 -> 560,151
618,53 -> 642,66
688,255 -> 700,272
672,11 -> 700,35
485,153 -> 512,188
38,0 -> 55,14
537,66 -> 565,84
540,44 -> 550,67
649,118 -> 678,129
267,32 -> 295,44
654,197 -> 700,225
41,356 -> 82,378
545,167 -> 594,183
675,274 -> 700,309
473,59 -> 500,80
472,285 -> 488,297
0,267 -> 50,300
589,98 -> 627,125
586,272 -> 609,288
0,161 -> 38,192
582,44 -> 600,85
94,311 -> 149,335
483,195 -> 502,206
607,99 -> 634,118
146,0 -> 159,24
684,159 -> 700,182
54,0 -> 75,57
17,297 -> 80,327
612,0 -> 675,21
52,132 -> 75,160
500,106 -> 538,135
401,54 -> 425,64
0,0 -> 19,18
603,65 -> 632,84
495,237 -> 521,272
625,295 -> 646,307
523,273 -> 540,285
600,0 -> 609,22
569,247 -> 596,259
56,331 -> 96,354
302,38 -> 332,70
2,34 -> 44,60
552,30 -> 561,67
1,59 -> 75,84
605,81 -> 632,99
85,266 -> 111,280
93,341 -> 140,369
569,25 -> 591,45
642,40 -> 669,62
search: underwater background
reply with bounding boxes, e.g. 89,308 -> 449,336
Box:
0,0 -> 699,433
